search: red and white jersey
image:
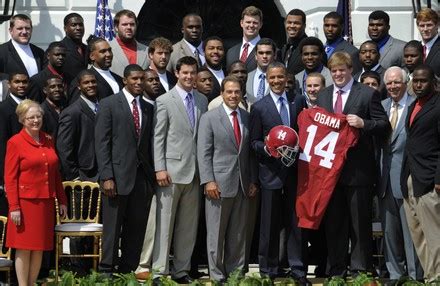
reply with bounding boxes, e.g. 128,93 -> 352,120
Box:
296,107 -> 359,229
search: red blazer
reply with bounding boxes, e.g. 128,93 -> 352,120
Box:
5,129 -> 67,211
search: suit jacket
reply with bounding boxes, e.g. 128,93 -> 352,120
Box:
153,86 -> 208,184
60,36 -> 88,84
28,67 -> 71,103
281,34 -> 308,76
378,36 -> 406,69
401,93 -> 440,198
246,69 -> 270,104
295,66 -> 333,95
226,42 -> 257,72
95,91 -> 155,194
424,37 -> 440,77
167,39 -> 202,73
68,66 -> 123,104
108,39 -> 149,77
41,99 -> 62,139
249,93 -> 307,189
4,129 -> 67,211
0,40 -> 45,76
157,70 -> 177,96
198,106 -> 257,197
57,97 -> 97,181
333,39 -> 362,76
316,81 -> 390,186
378,94 -> 414,199
0,96 -> 22,186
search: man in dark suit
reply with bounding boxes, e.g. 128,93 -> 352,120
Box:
401,65 -> 440,282
57,70 -> 99,182
40,76 -> 65,139
148,37 -> 176,95
203,36 -> 225,102
378,67 -> 423,282
368,10 -> 406,69
316,51 -> 390,277
226,6 -> 262,72
95,64 -> 154,274
250,62 -> 308,284
28,41 -> 68,103
323,11 -> 361,75
0,14 -> 44,77
281,9 -> 307,76
0,72 -> 28,216
61,13 -> 88,83
416,8 -> 440,77
69,38 -> 123,104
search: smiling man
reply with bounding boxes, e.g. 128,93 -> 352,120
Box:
226,6 -> 263,72
416,8 -> 440,77
203,36 -> 226,101
198,76 -> 257,283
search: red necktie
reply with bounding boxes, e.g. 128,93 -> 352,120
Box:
409,99 -> 423,127
232,111 -> 241,146
423,45 -> 427,63
334,89 -> 343,114
132,99 -> 140,137
77,45 -> 83,56
240,43 -> 249,63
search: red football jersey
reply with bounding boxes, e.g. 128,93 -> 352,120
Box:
296,107 -> 359,229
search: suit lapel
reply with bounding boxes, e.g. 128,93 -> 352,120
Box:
321,87 -> 335,112
171,89 -> 192,131
411,94 -> 437,127
139,98 -> 150,145
425,38 -> 440,64
391,95 -> 413,143
343,82 -> 360,114
240,109 -> 249,153
8,41 -> 28,73
380,37 -> 393,65
218,106 -> 238,149
265,96 -> 283,125
78,98 -> 95,121
118,92 -> 137,138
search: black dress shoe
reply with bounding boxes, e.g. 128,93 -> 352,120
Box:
173,275 -> 194,284
189,270 -> 206,279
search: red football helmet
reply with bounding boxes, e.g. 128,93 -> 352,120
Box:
264,125 -> 299,167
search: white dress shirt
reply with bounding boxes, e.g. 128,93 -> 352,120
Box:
11,39 -> 38,77
332,77 -> 354,111
94,66 -> 120,94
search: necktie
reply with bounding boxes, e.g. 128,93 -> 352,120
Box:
194,48 -> 203,67
284,45 -> 293,66
423,45 -> 427,63
240,43 -> 249,63
132,99 -> 140,138
279,97 -> 289,126
185,93 -> 195,129
231,111 -> 241,146
334,89 -> 343,114
94,102 -> 99,113
77,45 -> 83,56
390,102 -> 399,130
257,73 -> 266,100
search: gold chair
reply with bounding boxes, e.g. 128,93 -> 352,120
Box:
55,181 -> 102,279
0,216 -> 13,285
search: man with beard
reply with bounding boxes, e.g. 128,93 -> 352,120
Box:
0,73 -> 28,216
41,75 -> 65,138
69,38 -> 123,103
109,10 -> 149,77
281,9 -> 308,76
28,41 -> 67,103
323,11 -> 361,75
61,13 -> 88,82
295,37 -> 333,96
226,6 -> 263,72
167,14 -> 205,73
354,41 -> 385,82
148,37 -> 176,95
203,36 -> 225,102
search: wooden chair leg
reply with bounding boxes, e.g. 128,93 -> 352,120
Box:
93,235 -> 98,270
55,234 -> 60,282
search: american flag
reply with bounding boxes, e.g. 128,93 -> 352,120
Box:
94,0 -> 115,41
337,0 -> 353,44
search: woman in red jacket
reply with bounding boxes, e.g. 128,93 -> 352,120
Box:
5,99 -> 67,286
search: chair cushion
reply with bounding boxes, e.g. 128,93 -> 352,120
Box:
55,222 -> 102,232
0,257 -> 13,267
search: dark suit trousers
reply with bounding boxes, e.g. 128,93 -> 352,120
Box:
100,167 -> 153,273
258,178 -> 307,277
323,184 -> 373,276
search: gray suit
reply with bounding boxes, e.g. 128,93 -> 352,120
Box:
198,105 -> 256,281
378,36 -> 406,69
379,94 -> 423,280
167,39 -> 202,73
294,66 -> 333,95
246,69 -> 270,104
152,86 -> 208,279
108,39 -> 149,77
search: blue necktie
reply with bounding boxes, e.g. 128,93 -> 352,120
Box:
257,73 -> 266,100
185,93 -> 195,129
279,97 -> 289,126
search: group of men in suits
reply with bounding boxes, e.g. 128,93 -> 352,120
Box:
1,3 -> 440,284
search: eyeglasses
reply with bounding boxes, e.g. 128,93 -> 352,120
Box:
25,115 -> 43,121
